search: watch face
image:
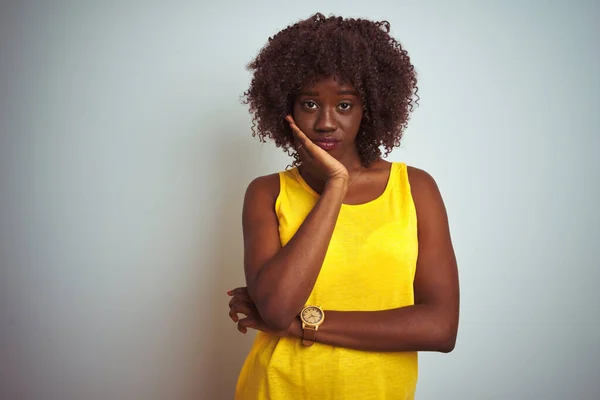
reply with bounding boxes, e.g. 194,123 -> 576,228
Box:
301,306 -> 323,324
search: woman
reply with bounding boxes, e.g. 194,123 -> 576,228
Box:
228,13 -> 459,399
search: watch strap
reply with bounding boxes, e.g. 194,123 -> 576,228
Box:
302,325 -> 317,346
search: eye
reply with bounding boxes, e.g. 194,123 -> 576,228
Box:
338,102 -> 352,111
302,100 -> 318,110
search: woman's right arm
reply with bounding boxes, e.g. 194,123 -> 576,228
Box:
242,173 -> 347,331
242,115 -> 349,330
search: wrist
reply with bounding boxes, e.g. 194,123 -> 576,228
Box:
325,175 -> 349,194
287,317 -> 303,338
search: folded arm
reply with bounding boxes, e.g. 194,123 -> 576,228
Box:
242,174 -> 348,330
280,167 -> 459,352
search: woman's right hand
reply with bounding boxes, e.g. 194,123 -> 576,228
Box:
286,115 -> 349,185
228,287 -> 293,337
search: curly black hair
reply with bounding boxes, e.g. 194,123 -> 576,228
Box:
242,13 -> 418,166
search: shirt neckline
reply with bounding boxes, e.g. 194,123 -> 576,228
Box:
292,162 -> 396,208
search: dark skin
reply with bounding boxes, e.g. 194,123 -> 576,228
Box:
228,76 -> 459,352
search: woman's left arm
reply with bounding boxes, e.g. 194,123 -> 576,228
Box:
287,167 -> 460,352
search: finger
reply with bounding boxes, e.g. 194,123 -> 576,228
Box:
229,295 -> 254,309
234,288 -> 251,302
229,302 -> 254,322
237,317 -> 254,334
229,303 -> 248,322
289,122 -> 309,145
285,118 -> 322,161
285,116 -> 310,145
297,143 -> 313,160
228,294 -> 252,309
290,126 -> 314,159
227,287 -> 249,297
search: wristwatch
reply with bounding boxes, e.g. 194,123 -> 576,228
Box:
300,305 -> 325,346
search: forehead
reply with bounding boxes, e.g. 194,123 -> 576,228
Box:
299,75 -> 357,93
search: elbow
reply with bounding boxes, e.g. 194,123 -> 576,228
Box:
437,335 -> 456,353
254,298 -> 297,331
424,312 -> 457,353
425,305 -> 458,353
434,324 -> 458,353
260,307 -> 296,331
248,279 -> 302,331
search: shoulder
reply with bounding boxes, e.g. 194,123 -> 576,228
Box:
406,165 -> 437,191
244,172 -> 281,205
405,165 -> 446,212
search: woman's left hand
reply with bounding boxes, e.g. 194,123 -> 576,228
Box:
228,287 -> 294,337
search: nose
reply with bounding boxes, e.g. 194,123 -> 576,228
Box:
314,108 -> 338,133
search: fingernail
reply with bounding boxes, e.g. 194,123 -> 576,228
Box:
227,290 -> 233,295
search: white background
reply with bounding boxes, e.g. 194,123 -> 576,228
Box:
1,1 -> 599,399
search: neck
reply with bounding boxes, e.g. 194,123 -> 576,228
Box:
335,146 -> 364,173
298,148 -> 369,194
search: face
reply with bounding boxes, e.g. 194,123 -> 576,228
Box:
292,76 -> 363,156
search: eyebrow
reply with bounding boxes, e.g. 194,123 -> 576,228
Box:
298,90 -> 359,96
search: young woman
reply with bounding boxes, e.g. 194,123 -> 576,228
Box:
228,13 -> 459,399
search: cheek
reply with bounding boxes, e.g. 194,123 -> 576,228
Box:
354,108 -> 364,125
292,102 -> 301,116
292,108 -> 314,132
342,112 -> 363,134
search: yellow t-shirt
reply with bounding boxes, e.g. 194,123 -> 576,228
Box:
236,162 -> 419,399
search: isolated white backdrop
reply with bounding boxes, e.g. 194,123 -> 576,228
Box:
1,1 -> 599,399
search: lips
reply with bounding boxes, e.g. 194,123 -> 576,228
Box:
313,138 -> 341,151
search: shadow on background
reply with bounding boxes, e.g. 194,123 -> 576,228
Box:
200,126 -> 271,398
